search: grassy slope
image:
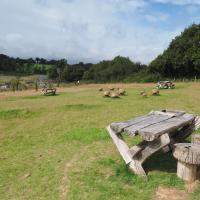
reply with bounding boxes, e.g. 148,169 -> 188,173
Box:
0,83 -> 200,200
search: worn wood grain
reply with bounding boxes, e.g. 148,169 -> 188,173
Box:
140,114 -> 195,141
110,113 -> 154,133
129,160 -> 146,177
172,124 -> 195,145
124,114 -> 172,136
173,143 -> 200,182
135,133 -> 170,163
159,110 -> 186,117
107,126 -> 132,164
177,161 -> 197,182
195,116 -> 200,130
173,143 -> 200,164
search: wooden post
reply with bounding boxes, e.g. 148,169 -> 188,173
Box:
177,161 -> 197,182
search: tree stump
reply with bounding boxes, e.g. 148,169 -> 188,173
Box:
118,89 -> 126,96
173,143 -> 200,182
191,134 -> 200,145
152,89 -> 159,95
109,87 -> 115,91
110,92 -> 120,98
103,91 -> 110,97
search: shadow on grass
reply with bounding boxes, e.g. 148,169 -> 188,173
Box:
144,151 -> 177,174
59,104 -> 102,111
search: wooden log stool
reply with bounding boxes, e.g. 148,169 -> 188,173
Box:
173,143 -> 200,182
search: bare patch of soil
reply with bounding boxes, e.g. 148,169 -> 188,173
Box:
153,186 -> 189,200
185,180 -> 199,193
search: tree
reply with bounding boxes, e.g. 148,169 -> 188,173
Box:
149,24 -> 200,78
56,59 -> 67,87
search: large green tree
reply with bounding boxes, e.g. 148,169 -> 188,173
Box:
83,56 -> 145,82
149,24 -> 200,78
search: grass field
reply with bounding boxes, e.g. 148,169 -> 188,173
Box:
1,83 -> 200,200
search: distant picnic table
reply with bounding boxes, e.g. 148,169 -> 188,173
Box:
107,110 -> 200,177
157,81 -> 175,89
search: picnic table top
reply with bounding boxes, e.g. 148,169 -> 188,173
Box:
110,110 -> 195,141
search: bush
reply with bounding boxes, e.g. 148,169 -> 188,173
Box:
124,70 -> 162,83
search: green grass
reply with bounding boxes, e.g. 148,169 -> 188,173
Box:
0,108 -> 37,119
60,104 -> 102,111
0,82 -> 200,200
63,128 -> 109,143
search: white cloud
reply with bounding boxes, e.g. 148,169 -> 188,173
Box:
152,0 -> 200,5
0,0 -> 191,63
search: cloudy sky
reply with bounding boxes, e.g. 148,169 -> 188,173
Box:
0,0 -> 200,63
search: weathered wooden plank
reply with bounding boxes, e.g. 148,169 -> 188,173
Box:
128,145 -> 143,157
110,110 -> 186,134
129,160 -> 146,177
153,111 -> 176,117
107,126 -> 132,164
159,110 -> 186,117
172,123 -> 195,144
140,114 -> 195,141
110,113 -> 154,133
134,133 -> 170,163
177,161 -> 197,182
195,116 -> 200,130
124,114 -> 172,136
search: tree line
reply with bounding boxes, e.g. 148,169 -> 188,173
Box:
1,23 -> 200,82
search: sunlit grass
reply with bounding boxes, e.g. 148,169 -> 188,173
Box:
0,82 -> 200,200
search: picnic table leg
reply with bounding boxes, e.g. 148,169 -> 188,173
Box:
128,133 -> 170,176
107,126 -> 133,164
107,126 -> 171,177
107,126 -> 147,176
129,160 -> 147,176
107,126 -> 146,176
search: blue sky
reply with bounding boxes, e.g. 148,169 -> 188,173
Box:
0,0 -> 200,64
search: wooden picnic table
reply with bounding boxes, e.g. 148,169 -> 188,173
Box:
107,110 -> 200,177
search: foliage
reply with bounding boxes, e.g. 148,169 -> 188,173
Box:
124,69 -> 162,83
149,24 -> 200,78
0,54 -> 52,75
83,56 -> 146,82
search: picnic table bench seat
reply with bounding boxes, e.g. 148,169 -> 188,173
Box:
107,110 -> 200,177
